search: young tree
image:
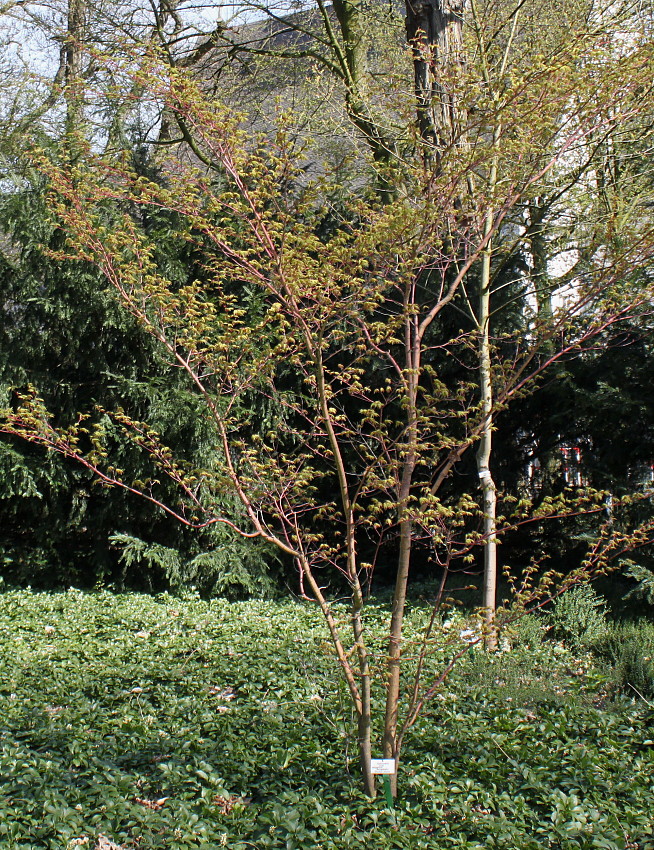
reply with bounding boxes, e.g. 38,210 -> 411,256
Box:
3,0 -> 654,798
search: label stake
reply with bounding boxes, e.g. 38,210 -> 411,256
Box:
382,774 -> 394,808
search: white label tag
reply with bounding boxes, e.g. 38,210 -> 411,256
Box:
370,758 -> 396,774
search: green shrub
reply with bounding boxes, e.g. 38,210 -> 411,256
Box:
599,621 -> 654,700
509,612 -> 548,649
548,584 -> 608,650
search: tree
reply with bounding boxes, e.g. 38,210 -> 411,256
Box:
2,0 -> 654,799
183,0 -> 654,638
0,1 -> 287,590
0,137 -> 278,593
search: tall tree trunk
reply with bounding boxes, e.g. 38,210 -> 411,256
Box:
326,0 -> 398,199
382,316 -> 420,797
64,0 -> 86,142
404,0 -> 466,160
471,0 -> 520,649
477,196 -> 498,650
528,199 -> 553,323
378,2 -> 468,797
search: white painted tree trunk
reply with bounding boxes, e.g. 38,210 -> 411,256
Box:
477,200 -> 498,650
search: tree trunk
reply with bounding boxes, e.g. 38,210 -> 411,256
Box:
382,515 -> 412,796
357,688 -> 375,797
477,245 -> 498,648
404,0 -> 466,158
352,574 -> 375,797
382,319 -> 420,797
64,0 -> 86,141
477,140 -> 499,650
377,2 -> 468,795
528,199 -> 553,323
329,0 -> 399,200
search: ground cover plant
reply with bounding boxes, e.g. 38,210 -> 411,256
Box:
1,589 -> 653,849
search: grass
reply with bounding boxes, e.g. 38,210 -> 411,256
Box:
0,589 -> 653,849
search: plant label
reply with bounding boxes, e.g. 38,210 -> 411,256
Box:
370,759 -> 396,774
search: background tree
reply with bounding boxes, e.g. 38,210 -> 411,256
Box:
0,152 -> 277,593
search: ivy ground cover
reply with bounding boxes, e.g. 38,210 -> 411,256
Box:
0,589 -> 653,849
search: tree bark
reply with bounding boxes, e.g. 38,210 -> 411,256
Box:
528,199 -> 553,323
404,0 -> 465,159
382,315 -> 420,797
477,253 -> 498,649
64,0 -> 87,141
354,580 -> 375,798
476,124 -> 500,649
328,0 -> 398,199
